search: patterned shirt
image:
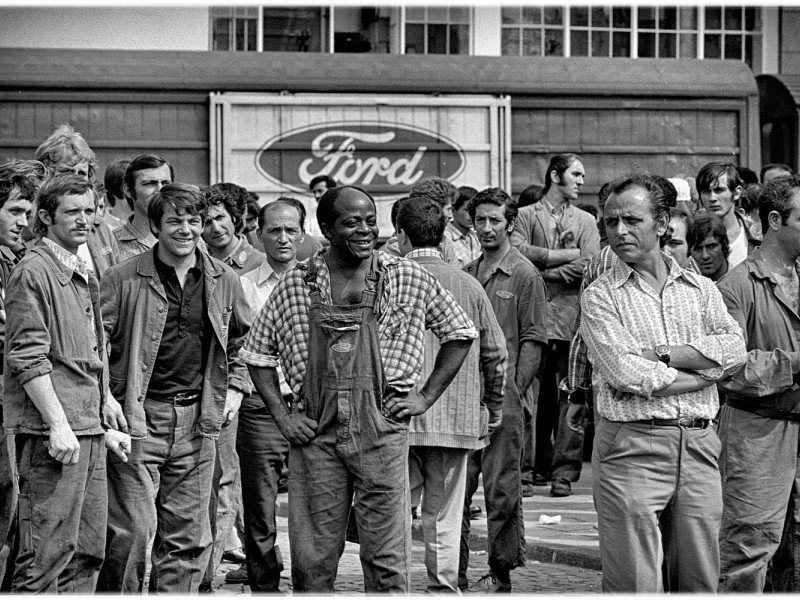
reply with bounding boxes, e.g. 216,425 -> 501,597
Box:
444,222 -> 481,268
581,252 -> 746,422
240,250 -> 478,395
567,246 -> 701,392
42,237 -> 96,340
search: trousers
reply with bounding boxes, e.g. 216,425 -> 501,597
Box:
97,399 -> 215,593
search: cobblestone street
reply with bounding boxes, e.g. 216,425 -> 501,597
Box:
208,515 -> 601,595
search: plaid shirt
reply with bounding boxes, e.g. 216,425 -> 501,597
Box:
240,250 -> 478,395
580,252 -> 746,422
567,245 -> 700,393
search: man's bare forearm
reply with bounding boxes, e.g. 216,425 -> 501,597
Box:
418,339 -> 473,410
247,365 -> 290,423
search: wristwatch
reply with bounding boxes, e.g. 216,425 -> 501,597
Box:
654,344 -> 671,365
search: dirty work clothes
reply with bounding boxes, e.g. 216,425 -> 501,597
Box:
717,407 -> 800,592
593,417 -> 722,592
288,255 -> 410,593
458,376 -> 526,586
237,404 -> 289,591
97,400 -> 215,593
13,434 -> 106,593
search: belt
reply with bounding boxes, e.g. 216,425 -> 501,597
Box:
632,417 -> 711,429
147,391 -> 201,407
726,394 -> 800,422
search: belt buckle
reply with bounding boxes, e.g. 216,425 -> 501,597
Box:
173,392 -> 195,403
677,417 -> 695,429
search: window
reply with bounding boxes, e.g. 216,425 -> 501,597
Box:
211,7 -> 258,52
405,7 -> 470,55
210,6 -> 327,52
500,5 -> 761,69
501,6 -> 564,56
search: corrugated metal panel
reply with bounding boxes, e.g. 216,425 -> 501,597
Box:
0,48 -> 758,99
0,94 -> 209,184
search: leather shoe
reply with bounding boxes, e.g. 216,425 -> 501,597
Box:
532,473 -> 549,486
521,483 -> 536,497
225,566 -> 249,584
550,478 -> 571,497
467,571 -> 511,593
469,505 -> 482,520
222,548 -> 246,564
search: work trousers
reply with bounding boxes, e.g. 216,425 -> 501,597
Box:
718,404 -> 800,592
13,434 -> 106,593
593,417 -> 722,593
409,445 -> 469,593
459,379 -> 525,586
97,400 -> 215,593
532,340 -> 583,483
238,404 -> 289,591
202,413 -> 242,587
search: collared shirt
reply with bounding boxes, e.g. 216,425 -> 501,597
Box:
240,250 -> 477,395
148,246 -> 208,399
42,237 -> 96,341
240,260 -> 292,397
464,246 -> 548,368
567,246 -> 700,391
114,217 -> 155,263
581,252 -> 746,422
220,235 -> 266,276
407,248 -> 507,449
444,222 -> 481,268
717,250 -> 800,398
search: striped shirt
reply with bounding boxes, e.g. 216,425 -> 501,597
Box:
240,250 -> 478,395
407,248 -> 507,449
581,252 -> 746,422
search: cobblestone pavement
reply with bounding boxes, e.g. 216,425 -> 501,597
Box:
208,515 -> 601,595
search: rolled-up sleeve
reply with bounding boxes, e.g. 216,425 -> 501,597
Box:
424,282 -> 478,343
5,268 -> 53,385
581,282 -> 678,397
718,281 -> 794,396
239,294 -> 281,369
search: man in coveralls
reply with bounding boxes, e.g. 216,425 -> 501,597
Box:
241,185 -> 476,593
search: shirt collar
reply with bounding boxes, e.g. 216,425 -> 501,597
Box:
41,237 -> 89,282
407,247 -> 443,260
152,242 -> 202,276
611,250 -> 701,290
223,235 -> 248,267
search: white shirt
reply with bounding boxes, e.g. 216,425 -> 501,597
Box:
728,225 -> 748,270
240,260 -> 292,397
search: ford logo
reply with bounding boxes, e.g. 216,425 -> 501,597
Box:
255,121 -> 466,195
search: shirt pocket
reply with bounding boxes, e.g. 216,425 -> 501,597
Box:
381,302 -> 412,338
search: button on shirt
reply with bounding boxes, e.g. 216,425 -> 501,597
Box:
240,251 -> 478,396
580,253 -> 747,422
239,260 -> 292,397
148,248 -> 208,398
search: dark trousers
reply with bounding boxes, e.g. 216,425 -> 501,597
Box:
533,340 -> 583,482
97,400 -> 215,594
459,379 -> 525,586
238,405 -> 289,591
13,434 -> 106,593
202,413 -> 242,587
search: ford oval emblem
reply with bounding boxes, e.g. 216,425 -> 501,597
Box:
255,121 -> 466,195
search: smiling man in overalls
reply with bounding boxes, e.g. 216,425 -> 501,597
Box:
241,185 -> 477,593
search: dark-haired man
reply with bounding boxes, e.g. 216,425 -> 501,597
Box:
241,185 -> 476,593
114,154 -> 174,262
460,187 -> 547,593
5,174 -> 130,592
396,195 -> 507,592
717,175 -> 800,592
761,162 -> 794,184
98,183 -> 252,593
690,212 -> 730,282
308,175 -> 336,202
103,160 -> 131,227
696,161 -> 759,271
581,172 -> 745,592
510,154 -> 600,497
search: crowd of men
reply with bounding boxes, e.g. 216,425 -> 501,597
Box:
0,121 -> 799,595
